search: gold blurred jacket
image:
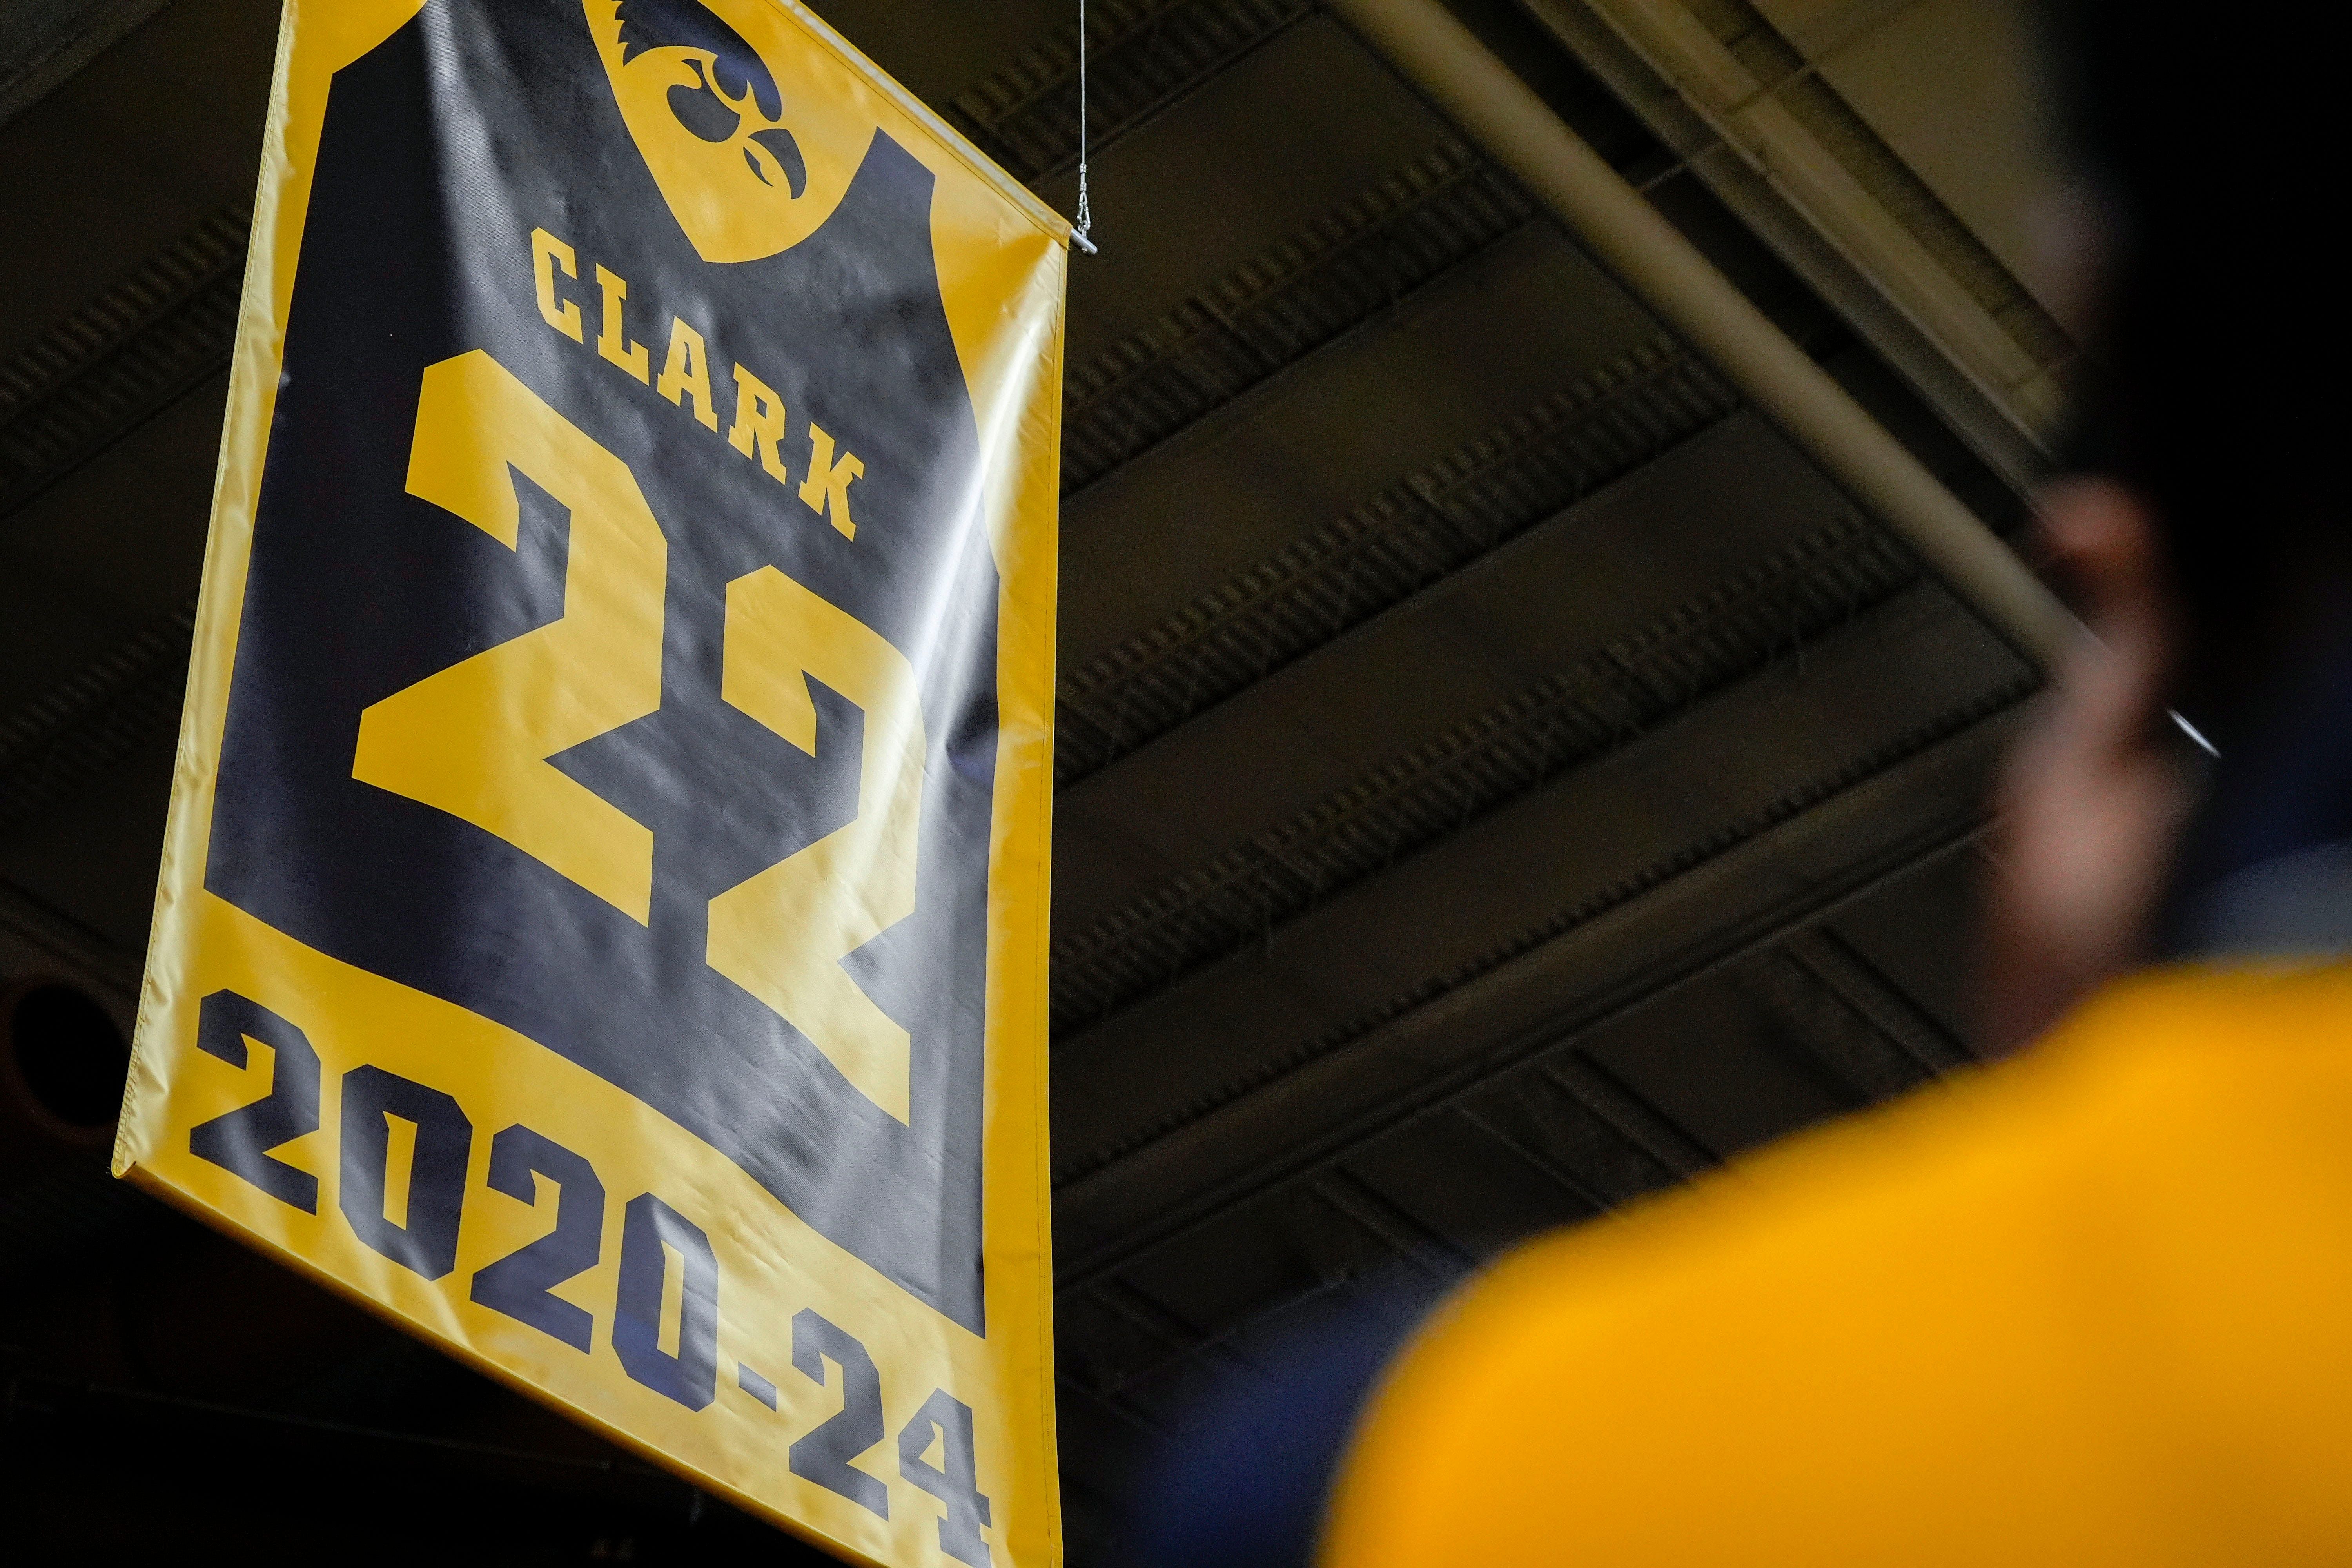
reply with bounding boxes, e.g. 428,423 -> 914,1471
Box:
1322,963 -> 2352,1565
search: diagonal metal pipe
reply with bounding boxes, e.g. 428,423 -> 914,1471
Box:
1323,0 -> 2076,671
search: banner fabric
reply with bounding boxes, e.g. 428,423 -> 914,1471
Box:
111,4 -> 1067,1563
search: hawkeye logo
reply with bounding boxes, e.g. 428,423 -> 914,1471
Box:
587,0 -> 880,263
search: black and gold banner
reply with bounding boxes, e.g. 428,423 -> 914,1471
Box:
114,4 -> 1066,1563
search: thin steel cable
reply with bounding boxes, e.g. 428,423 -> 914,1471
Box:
1073,0 -> 1098,252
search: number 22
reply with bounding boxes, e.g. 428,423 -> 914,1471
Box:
355,349 -> 922,1120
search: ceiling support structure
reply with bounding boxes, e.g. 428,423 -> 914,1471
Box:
0,0 -> 176,130
1323,0 -> 2076,672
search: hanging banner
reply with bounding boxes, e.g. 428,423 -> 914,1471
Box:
113,3 -> 1066,1562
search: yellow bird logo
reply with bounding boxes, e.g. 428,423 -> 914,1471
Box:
614,0 -> 807,196
587,0 -> 877,263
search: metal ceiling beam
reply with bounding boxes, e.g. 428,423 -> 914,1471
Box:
1049,427 -> 1908,1032
1054,748 -> 2004,1289
1513,0 -> 2059,493
0,207 -> 248,526
1050,575 -> 2031,1240
0,0 -> 175,131
1323,0 -> 2075,671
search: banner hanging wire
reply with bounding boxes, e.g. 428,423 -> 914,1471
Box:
1073,0 -> 1098,253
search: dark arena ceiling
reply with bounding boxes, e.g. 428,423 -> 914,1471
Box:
0,0 -> 2069,1560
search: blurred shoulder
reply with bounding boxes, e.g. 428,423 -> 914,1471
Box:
1321,959 -> 2352,1566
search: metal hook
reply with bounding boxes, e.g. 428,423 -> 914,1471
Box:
1073,0 -> 1098,253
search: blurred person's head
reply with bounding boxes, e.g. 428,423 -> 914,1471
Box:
1984,2 -> 2352,1049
